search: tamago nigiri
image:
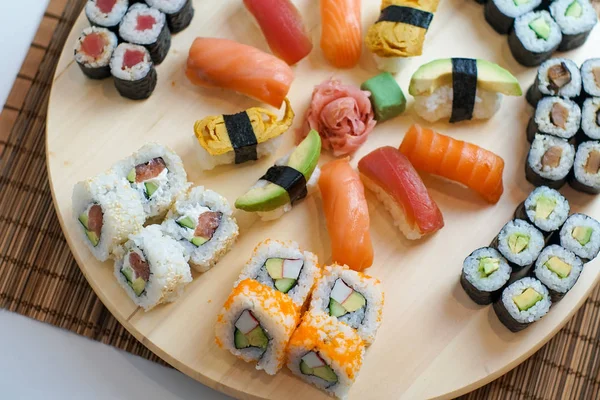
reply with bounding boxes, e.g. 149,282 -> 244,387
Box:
320,0 -> 362,68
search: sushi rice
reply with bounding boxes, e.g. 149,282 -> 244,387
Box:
572,141 -> 600,193
119,3 -> 166,45
527,59 -> 582,106
193,135 -> 283,171
528,134 -> 575,182
534,245 -> 582,299
510,11 -> 562,66
559,213 -> 600,261
74,26 -> 118,69
109,43 -> 153,81
496,277 -> 551,329
496,219 -> 545,268
581,58 -> 600,97
462,247 -> 512,297
532,97 -> 580,140
85,0 -> 128,29
521,186 -> 570,233
581,98 -> 600,140
550,0 -> 597,50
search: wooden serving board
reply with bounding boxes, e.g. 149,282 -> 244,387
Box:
46,1 -> 600,399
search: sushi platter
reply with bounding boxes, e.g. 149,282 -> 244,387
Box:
47,0 -> 600,399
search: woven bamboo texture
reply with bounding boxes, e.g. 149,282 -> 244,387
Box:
1,0 -> 600,398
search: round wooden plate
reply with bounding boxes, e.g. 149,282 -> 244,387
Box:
47,1 -> 600,399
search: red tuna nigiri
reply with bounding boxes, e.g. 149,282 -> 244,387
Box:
244,0 -> 313,65
358,146 -> 444,240
185,37 -> 294,108
319,158 -> 373,271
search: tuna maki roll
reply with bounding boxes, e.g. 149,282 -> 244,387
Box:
550,0 -> 597,51
509,11 -> 562,67
526,59 -> 582,106
526,134 -> 575,189
534,245 -> 583,301
73,27 -> 118,79
515,186 -> 569,237
493,277 -> 551,332
461,247 -> 512,305
492,219 -> 545,277
145,0 -> 194,33
581,98 -> 600,141
484,0 -> 542,34
110,43 -> 157,100
581,59 -> 600,98
85,0 -> 128,33
570,141 -> 600,194
526,97 -> 581,142
558,213 -> 600,262
119,3 -> 171,64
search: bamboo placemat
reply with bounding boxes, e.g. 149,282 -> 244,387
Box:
1,0 -> 600,397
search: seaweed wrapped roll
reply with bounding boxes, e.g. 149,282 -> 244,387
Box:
514,186 -> 570,236
534,245 -> 583,301
581,59 -> 600,98
73,27 -> 118,80
509,11 -> 562,67
119,3 -> 171,64
526,59 -> 582,106
85,0 -> 128,33
570,141 -> 600,194
550,0 -> 597,51
461,247 -> 512,305
558,213 -> 600,262
526,134 -> 575,189
526,97 -> 581,142
581,98 -> 600,141
145,0 -> 194,33
492,219 -> 545,277
110,43 -> 157,100
493,277 -> 551,332
484,0 -> 542,34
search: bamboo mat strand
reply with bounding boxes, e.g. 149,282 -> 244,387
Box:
1,0 -> 600,398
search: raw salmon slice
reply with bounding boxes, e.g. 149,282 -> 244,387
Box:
320,0 -> 362,68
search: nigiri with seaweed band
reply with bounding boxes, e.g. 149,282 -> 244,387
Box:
408,58 -> 522,123
193,98 -> 294,170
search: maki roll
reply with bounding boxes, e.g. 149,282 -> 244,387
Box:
286,312 -> 365,399
492,219 -> 545,277
145,0 -> 194,33
85,0 -> 128,33
570,141 -> 600,194
581,98 -> 600,141
215,279 -> 299,375
550,0 -> 597,51
526,97 -> 581,142
509,11 -> 562,67
112,143 -> 188,220
534,245 -> 583,301
110,43 -> 157,100
119,3 -> 171,65
526,59 -> 582,106
73,27 -> 118,80
309,264 -> 384,345
409,58 -> 522,123
236,239 -> 319,309
514,186 -> 570,236
162,186 -> 238,272
558,213 -> 600,262
526,134 -> 575,189
493,277 -> 551,332
581,59 -> 600,98
461,247 -> 512,305
114,225 -> 192,311
193,98 -> 294,170
72,171 -> 145,262
484,0 -> 542,35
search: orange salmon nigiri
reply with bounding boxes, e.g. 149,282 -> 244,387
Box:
320,0 -> 362,68
319,158 -> 373,271
399,124 -> 505,204
185,37 -> 294,108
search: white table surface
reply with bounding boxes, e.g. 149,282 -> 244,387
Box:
0,4 -> 228,399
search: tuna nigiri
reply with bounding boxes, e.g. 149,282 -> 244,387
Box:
244,0 -> 313,65
399,124 -> 505,204
319,158 -> 373,271
185,38 -> 294,108
320,0 -> 362,68
358,146 -> 444,240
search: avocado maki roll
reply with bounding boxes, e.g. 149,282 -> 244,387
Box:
492,219 -> 545,277
110,43 -> 157,100
215,279 -> 300,375
558,213 -> 600,262
550,0 -> 597,51
461,247 -> 512,305
526,134 -> 575,189
484,0 -> 542,34
570,141 -> 600,194
493,277 -> 551,332
534,245 -> 583,302
162,186 -> 238,272
85,0 -> 128,33
119,3 -> 171,65
514,186 -> 570,236
581,98 -> 600,141
526,97 -> 581,142
509,11 -> 562,67
526,59 -> 582,106
114,225 -> 192,311
73,27 -> 118,80
145,0 -> 194,33
581,59 -> 600,98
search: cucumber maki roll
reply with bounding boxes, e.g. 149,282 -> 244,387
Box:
570,141 -> 600,194
484,0 -> 542,34
581,59 -> 600,98
492,219 -> 545,278
534,245 -> 583,301
526,97 -> 581,142
581,98 -> 600,141
514,186 -> 570,236
119,3 -> 171,65
509,11 -> 562,67
145,0 -> 194,33
493,277 -> 551,332
526,59 -> 582,106
526,134 -> 575,189
73,27 -> 118,80
461,247 -> 512,305
550,0 -> 597,51
85,0 -> 128,33
558,213 -> 600,262
110,43 -> 157,100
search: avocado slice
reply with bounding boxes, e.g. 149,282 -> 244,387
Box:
513,0 -> 530,5
479,257 -> 500,277
191,236 -> 208,247
535,196 -> 556,220
313,366 -> 338,383
513,288 -> 543,311
126,168 -> 136,183
508,233 -> 530,254
274,278 -> 296,293
329,298 -> 347,318
529,17 -> 551,40
565,0 -> 583,17
176,216 -> 196,230
121,265 -> 134,282
572,226 -> 593,246
246,326 -> 268,349
129,277 -> 146,296
342,291 -> 366,312
85,230 -> 100,247
234,328 -> 250,349
545,256 -> 572,278
299,360 -> 313,375
144,182 -> 159,198
235,130 -> 321,212
265,258 -> 284,280
408,58 -> 522,97
78,212 -> 90,230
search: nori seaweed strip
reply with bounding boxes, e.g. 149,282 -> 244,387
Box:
484,0 -> 518,35
113,66 -> 157,100
76,61 -> 111,80
525,151 -> 569,189
450,58 -> 477,123
223,112 -> 258,164
164,0 -> 195,33
569,172 -> 600,194
508,27 -> 559,67
493,297 -> 532,332
376,5 -> 433,29
460,271 -> 500,305
144,22 -> 171,65
261,166 -> 308,205
526,117 -> 538,143
557,29 -> 593,52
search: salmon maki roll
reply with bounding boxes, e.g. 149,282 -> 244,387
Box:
320,0 -> 362,68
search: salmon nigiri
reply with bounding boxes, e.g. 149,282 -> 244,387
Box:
399,124 -> 505,204
185,38 -> 294,108
319,158 -> 373,271
358,146 -> 444,240
320,0 -> 362,68
244,0 -> 313,65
